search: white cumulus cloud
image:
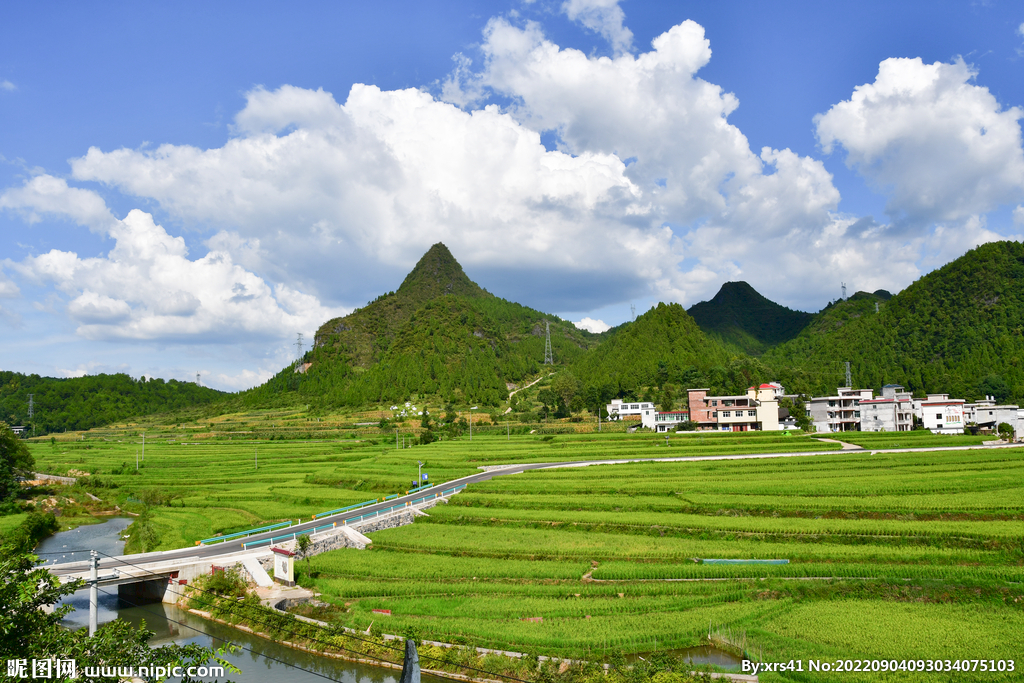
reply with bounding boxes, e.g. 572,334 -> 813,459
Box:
2,177 -> 346,342
562,0 -> 633,55
815,57 -> 1024,228
574,317 -> 611,333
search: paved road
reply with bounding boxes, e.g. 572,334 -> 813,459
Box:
47,441 -> 1024,577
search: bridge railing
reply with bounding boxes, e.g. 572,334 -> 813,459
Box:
197,521 -> 294,546
311,499 -> 378,521
240,484 -> 466,550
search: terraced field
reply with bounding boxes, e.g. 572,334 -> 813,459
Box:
29,428 -> 1024,680
295,447 -> 1024,681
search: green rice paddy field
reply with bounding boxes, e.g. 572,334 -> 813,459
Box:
30,427 -> 1024,681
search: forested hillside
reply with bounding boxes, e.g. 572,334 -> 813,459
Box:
241,244 -> 599,408
568,302 -> 772,401
764,241 -> 1024,401
0,372 -> 226,434
687,281 -> 813,355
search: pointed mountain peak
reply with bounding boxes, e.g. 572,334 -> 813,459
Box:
397,243 -> 489,302
687,281 -> 812,355
709,281 -> 771,305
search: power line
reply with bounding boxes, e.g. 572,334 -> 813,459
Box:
543,320 -> 553,365
93,551 -> 534,683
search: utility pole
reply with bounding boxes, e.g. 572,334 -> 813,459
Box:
28,394 -> 33,436
89,551 -> 98,637
418,460 -> 423,485
141,433 -> 145,461
86,550 -> 117,636
470,407 -> 477,441
136,449 -> 139,472
396,429 -> 399,449
506,419 -> 509,441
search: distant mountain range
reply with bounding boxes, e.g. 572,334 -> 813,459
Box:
764,241 -> 1024,401
13,239 -> 1024,434
233,239 -> 1024,409
0,372 -> 226,434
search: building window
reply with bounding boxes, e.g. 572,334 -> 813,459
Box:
935,413 -> 942,420
748,410 -> 755,417
711,400 -> 718,407
722,411 -> 731,418
829,400 -> 836,407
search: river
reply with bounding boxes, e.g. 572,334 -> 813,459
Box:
36,517 -> 442,683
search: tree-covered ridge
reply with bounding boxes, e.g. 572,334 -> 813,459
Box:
567,302 -> 772,400
244,294 -> 598,408
764,241 -> 1024,401
687,281 -> 813,355
0,372 -> 226,434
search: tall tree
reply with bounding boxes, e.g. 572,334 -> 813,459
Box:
0,423 -> 32,508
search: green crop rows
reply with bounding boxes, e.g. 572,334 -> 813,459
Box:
31,428 -> 1024,680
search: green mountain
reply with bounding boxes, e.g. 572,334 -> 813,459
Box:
763,241 -> 1024,401
243,243 -> 599,408
568,302 -> 766,399
0,372 -> 226,434
687,281 -> 813,355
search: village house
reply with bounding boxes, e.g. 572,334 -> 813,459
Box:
859,384 -> 915,432
684,384 -> 781,432
808,387 -> 873,433
605,399 -> 657,421
914,394 -> 966,434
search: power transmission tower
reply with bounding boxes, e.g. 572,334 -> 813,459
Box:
630,303 -> 636,321
875,302 -> 879,313
543,321 -> 553,365
295,333 -> 304,363
196,372 -> 201,386
845,361 -> 852,388
27,394 -> 33,419
841,282 -> 847,300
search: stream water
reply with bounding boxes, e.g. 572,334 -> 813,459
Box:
36,518 -> 433,682
36,517 -> 742,680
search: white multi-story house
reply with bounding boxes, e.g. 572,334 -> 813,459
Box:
808,387 -> 873,433
914,394 -> 965,434
641,409 -> 691,432
859,384 -> 915,432
606,399 -> 657,420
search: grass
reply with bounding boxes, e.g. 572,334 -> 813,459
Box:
27,420 -> 1024,680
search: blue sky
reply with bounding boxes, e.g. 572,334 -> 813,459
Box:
2,1 -> 1023,390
